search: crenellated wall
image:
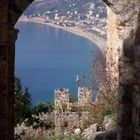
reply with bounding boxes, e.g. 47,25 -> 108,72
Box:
54,87 -> 93,135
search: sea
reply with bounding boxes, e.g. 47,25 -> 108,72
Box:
15,22 -> 99,104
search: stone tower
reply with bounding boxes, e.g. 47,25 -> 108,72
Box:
54,88 -> 69,110
54,88 -> 69,135
78,87 -> 93,105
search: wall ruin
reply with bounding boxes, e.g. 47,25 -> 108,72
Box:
54,87 -> 93,135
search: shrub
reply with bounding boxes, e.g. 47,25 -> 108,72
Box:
41,135 -> 83,140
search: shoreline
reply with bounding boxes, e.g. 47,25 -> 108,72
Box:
17,17 -> 106,50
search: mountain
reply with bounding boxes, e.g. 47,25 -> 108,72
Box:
24,0 -> 106,17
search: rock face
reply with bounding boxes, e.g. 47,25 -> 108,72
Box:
0,0 -> 140,140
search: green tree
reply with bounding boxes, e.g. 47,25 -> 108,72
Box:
23,88 -> 32,107
69,93 -> 78,103
14,77 -> 32,125
32,101 -> 54,115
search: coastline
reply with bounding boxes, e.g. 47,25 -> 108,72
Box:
17,17 -> 106,50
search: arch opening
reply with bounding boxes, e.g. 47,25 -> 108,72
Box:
1,0 -> 140,140
13,0 -> 115,139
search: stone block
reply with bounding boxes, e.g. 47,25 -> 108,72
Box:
134,134 -> 140,140
135,126 -> 140,135
0,61 -> 6,69
118,104 -> 132,125
0,6 -> 8,23
117,125 -> 133,140
0,0 -> 9,6
135,38 -> 140,44
134,73 -> 140,85
0,24 -> 8,44
95,129 -> 117,140
133,85 -> 140,93
0,87 -> 7,100
134,125 -> 140,140
135,95 -> 140,107
123,39 -> 135,59
132,107 -> 137,124
135,109 -> 140,127
119,75 -> 134,85
135,61 -> 140,69
0,45 -> 7,55
135,46 -> 140,60
8,29 -> 19,44
119,60 -> 135,85
118,85 -> 133,104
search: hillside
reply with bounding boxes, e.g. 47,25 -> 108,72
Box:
24,0 -> 106,18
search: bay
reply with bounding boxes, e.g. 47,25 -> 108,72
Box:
15,22 -> 99,104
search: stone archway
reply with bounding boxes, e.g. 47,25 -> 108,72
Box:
0,0 -> 140,140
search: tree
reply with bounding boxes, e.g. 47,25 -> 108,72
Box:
14,77 -> 32,125
69,93 -> 78,103
23,88 -> 32,107
32,101 -> 54,115
80,51 -> 118,126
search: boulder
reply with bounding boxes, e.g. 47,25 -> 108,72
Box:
103,115 -> 115,131
81,124 -> 103,140
74,128 -> 81,136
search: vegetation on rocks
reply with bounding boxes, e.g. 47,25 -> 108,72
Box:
15,54 -> 118,140
15,77 -> 54,128
41,135 -> 83,140
69,93 -> 78,103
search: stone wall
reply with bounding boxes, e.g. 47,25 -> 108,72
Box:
133,9 -> 140,140
78,87 -> 93,105
105,8 -> 120,89
54,111 -> 90,135
54,87 -> 93,135
105,1 -> 140,140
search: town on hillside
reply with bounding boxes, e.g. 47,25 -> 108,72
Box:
22,0 -> 107,37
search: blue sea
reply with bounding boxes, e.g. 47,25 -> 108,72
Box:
15,22 -> 99,104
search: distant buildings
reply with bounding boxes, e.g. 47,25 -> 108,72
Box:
26,2 -> 107,37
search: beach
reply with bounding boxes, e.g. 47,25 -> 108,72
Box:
17,16 -> 106,50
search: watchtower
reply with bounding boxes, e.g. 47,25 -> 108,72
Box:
78,87 -> 93,105
54,88 -> 69,110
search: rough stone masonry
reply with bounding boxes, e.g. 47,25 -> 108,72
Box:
54,88 -> 93,135
0,0 -> 140,140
